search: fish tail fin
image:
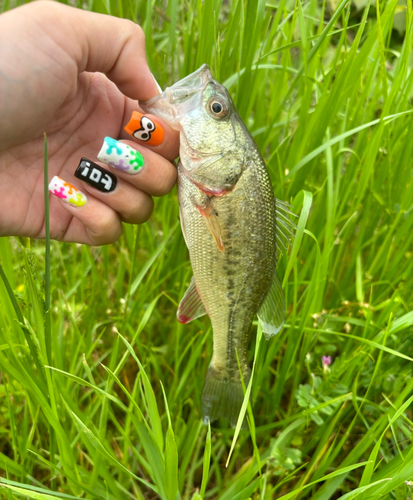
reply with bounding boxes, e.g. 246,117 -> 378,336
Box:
201,362 -> 251,429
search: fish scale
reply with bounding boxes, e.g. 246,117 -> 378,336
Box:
141,64 -> 288,427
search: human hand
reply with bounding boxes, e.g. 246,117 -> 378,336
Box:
0,1 -> 179,245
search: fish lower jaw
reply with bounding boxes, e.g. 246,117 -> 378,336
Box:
178,163 -> 231,196
192,181 -> 229,196
179,133 -> 223,161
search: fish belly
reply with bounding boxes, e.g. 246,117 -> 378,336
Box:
178,157 -> 276,426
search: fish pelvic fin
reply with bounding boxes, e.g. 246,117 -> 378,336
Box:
202,363 -> 251,429
258,269 -> 285,339
177,276 -> 207,324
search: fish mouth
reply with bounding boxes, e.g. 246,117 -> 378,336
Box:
139,64 -> 214,130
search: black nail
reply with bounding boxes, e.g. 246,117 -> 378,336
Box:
75,158 -> 117,193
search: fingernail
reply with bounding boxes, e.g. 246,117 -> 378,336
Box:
74,158 -> 117,192
152,73 -> 163,94
97,138 -> 144,174
49,176 -> 87,207
124,111 -> 164,146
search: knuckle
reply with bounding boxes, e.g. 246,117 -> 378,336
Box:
98,213 -> 113,233
157,168 -> 177,196
123,19 -> 145,43
136,195 -> 154,222
142,159 -> 177,197
122,195 -> 153,224
142,198 -> 154,221
28,0 -> 61,18
94,227 -> 122,246
134,23 -> 145,41
31,0 -> 55,10
92,214 -> 122,245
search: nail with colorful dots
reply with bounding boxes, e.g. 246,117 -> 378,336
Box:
97,137 -> 145,174
49,176 -> 87,207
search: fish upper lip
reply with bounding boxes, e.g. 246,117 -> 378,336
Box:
139,94 -> 177,123
139,65 -> 214,127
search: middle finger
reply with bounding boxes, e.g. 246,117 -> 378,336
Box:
96,137 -> 177,197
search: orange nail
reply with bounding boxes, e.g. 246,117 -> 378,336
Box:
124,111 -> 164,146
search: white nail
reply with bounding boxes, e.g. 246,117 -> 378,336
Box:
49,175 -> 87,207
97,137 -> 144,174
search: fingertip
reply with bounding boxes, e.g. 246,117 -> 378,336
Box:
49,176 -> 87,207
124,111 -> 164,146
49,175 -> 122,245
120,108 -> 180,161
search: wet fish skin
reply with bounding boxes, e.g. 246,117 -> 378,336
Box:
141,65 -> 283,427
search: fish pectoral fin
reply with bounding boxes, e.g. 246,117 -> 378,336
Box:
258,270 -> 285,339
177,276 -> 207,324
196,201 -> 225,253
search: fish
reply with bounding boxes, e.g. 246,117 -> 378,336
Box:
140,65 -> 295,428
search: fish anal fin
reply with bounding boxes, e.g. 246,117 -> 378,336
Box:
258,270 -> 285,339
196,202 -> 225,253
177,276 -> 207,324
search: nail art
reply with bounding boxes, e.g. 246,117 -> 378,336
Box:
124,111 -> 164,146
74,158 -> 117,192
97,137 -> 144,174
48,176 -> 87,207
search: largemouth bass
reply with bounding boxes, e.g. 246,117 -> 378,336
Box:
141,65 -> 294,427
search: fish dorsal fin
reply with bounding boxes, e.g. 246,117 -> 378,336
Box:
196,200 -> 225,253
275,198 -> 297,255
177,276 -> 207,324
258,270 -> 285,339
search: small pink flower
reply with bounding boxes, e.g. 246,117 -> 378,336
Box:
322,355 -> 331,366
322,355 -> 332,373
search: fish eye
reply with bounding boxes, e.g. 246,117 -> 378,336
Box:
212,102 -> 222,113
208,98 -> 229,119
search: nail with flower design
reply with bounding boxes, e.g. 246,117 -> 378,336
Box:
48,176 -> 87,207
322,355 -> 332,373
97,137 -> 144,174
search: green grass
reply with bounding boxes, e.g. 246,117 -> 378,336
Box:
1,0 -> 413,498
